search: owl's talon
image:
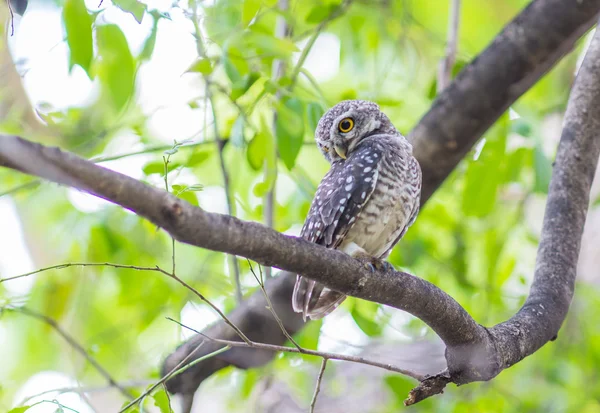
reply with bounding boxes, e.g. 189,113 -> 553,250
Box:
381,261 -> 394,272
363,262 -> 376,272
354,254 -> 385,272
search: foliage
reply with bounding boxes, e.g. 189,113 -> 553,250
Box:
0,0 -> 597,412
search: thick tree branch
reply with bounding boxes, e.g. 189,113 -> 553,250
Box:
0,135 -> 482,348
412,0 -> 600,202
2,32 -> 599,396
157,0 -> 600,398
2,0 -> 599,404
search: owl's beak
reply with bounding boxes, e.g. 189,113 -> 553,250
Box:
334,144 -> 347,159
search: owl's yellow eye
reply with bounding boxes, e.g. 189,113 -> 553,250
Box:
338,118 -> 354,133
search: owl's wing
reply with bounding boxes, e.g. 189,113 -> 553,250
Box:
382,154 -> 422,258
300,147 -> 381,248
293,144 -> 381,319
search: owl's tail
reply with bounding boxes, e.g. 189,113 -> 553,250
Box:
292,275 -> 346,321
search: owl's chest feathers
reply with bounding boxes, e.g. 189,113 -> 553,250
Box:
342,151 -> 414,258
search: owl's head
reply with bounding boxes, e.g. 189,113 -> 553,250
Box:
314,100 -> 397,163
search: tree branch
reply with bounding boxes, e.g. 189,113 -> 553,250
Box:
437,0 -> 460,92
263,0 -> 290,279
153,1 -> 600,396
2,0 -> 599,405
413,0 -> 600,202
118,344 -> 230,413
190,0 -> 243,303
167,317 -> 424,381
309,358 -> 328,413
0,136 -> 482,347
4,307 -> 135,400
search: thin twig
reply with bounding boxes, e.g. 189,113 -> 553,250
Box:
437,0 -> 460,92
0,262 -> 159,283
91,141 -> 212,163
247,260 -> 302,350
262,0 -> 290,279
166,317 -> 424,381
118,344 -> 230,413
164,269 -> 251,344
163,151 -> 177,276
4,307 -> 135,400
309,358 -> 328,413
191,0 -> 243,302
26,400 -> 79,413
289,0 -> 352,89
0,141 -> 214,199
1,261 -> 252,344
19,380 -> 154,405
215,135 -> 242,303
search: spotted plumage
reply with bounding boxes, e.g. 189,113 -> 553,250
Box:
292,100 -> 422,320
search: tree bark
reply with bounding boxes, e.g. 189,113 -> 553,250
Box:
163,0 -> 600,399
1,29 -> 599,396
1,0 -> 599,406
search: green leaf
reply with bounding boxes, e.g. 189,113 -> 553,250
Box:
8,407 -> 31,413
231,72 -> 260,100
140,15 -> 159,61
186,58 -> 213,75
112,0 -> 147,23
462,117 -> 508,217
451,58 -> 468,78
533,145 -> 553,193
305,5 -> 337,24
241,368 -> 260,399
495,255 -> 516,287
242,0 -> 261,25
142,161 -> 180,175
276,97 -> 305,170
511,118 -> 532,137
63,0 -> 93,76
503,147 -> 530,183
351,301 -> 382,337
253,182 -> 269,197
294,318 -> 322,348
306,102 -> 324,133
244,32 -> 299,59
224,56 -> 242,84
247,132 -> 267,170
152,388 -> 173,413
175,190 -> 199,207
187,148 -> 213,166
96,24 -> 136,112
223,47 -> 249,84
384,375 -> 414,405
427,78 -> 437,100
253,117 -> 277,196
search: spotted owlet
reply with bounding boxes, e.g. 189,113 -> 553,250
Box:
291,100 -> 422,320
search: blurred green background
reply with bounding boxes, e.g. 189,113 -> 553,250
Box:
1,0 -> 600,412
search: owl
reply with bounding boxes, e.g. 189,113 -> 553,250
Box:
292,100 -> 422,320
